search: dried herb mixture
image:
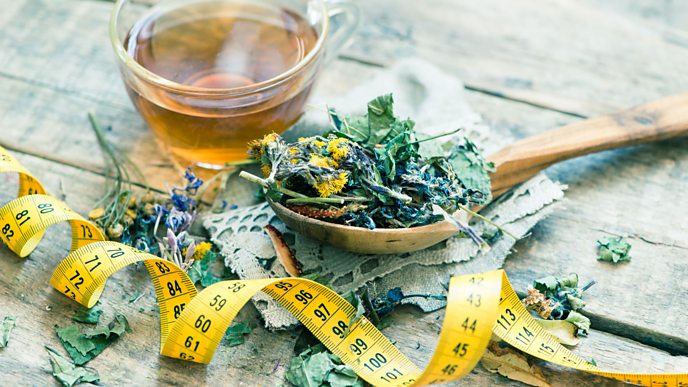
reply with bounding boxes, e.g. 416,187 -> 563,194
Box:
242,94 -> 494,230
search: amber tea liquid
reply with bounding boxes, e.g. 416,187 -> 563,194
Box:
124,0 -> 319,167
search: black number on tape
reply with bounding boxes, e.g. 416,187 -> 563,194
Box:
195,315 -> 211,333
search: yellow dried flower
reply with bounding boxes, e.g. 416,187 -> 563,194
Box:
327,138 -> 350,161
308,154 -> 335,168
298,136 -> 325,148
261,132 -> 280,146
313,172 -> 348,197
247,139 -> 263,160
261,164 -> 272,177
248,132 -> 280,160
192,241 -> 213,261
88,207 -> 105,220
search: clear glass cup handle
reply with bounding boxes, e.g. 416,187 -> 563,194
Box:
323,0 -> 361,63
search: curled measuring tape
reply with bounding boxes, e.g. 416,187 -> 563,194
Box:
0,146 -> 685,386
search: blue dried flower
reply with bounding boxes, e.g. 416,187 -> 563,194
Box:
386,288 -> 404,303
183,168 -> 203,193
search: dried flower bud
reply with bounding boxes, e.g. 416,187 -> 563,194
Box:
107,223 -> 124,239
88,207 -> 105,220
141,192 -> 156,204
143,203 -> 156,216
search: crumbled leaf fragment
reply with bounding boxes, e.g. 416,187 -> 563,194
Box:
286,344 -> 363,387
597,236 -> 632,263
188,250 -> 229,288
302,272 -> 331,285
0,315 -> 16,348
564,311 -> 591,336
534,319 -> 580,346
72,306 -> 102,325
46,346 -> 100,387
55,313 -> 131,365
225,323 -> 253,347
481,341 -> 552,387
342,291 -> 366,328
533,276 -> 558,292
526,273 -> 587,320
446,137 -> 495,204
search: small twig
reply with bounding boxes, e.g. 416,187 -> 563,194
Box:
239,171 -> 269,187
581,280 -> 596,292
457,204 -> 519,241
410,127 -> 462,145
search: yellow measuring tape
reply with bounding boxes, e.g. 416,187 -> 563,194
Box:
0,146 -> 685,386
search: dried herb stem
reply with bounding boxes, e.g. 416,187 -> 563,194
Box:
410,127 -> 462,145
239,171 -> 270,187
286,197 -> 345,205
457,204 -> 519,241
89,112 -> 134,229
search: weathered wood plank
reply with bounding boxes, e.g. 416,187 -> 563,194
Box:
344,0 -> 688,117
0,153 -> 296,385
586,0 -> 688,32
1,0 -> 687,384
3,0 -> 688,184
2,153 -> 686,385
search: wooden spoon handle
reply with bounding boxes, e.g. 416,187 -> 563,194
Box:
488,93 -> 688,197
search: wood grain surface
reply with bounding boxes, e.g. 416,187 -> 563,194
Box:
0,0 -> 686,385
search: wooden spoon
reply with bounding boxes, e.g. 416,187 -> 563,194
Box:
269,93 -> 688,254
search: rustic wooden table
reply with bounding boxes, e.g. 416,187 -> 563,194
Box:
1,0 -> 687,385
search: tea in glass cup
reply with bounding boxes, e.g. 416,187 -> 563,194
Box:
110,0 -> 359,168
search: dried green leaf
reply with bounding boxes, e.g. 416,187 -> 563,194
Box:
366,94 -> 397,145
557,273 -> 579,288
566,294 -> 586,311
328,108 -> 369,143
55,313 -> 131,365
72,306 -> 102,325
597,236 -> 632,263
286,344 -> 363,387
188,250 -> 227,288
302,272 -> 331,286
535,319 -> 580,346
342,291 -> 366,328
530,273 -> 587,319
446,137 -> 495,204
0,315 -> 16,348
225,323 -> 253,347
565,311 -> 591,336
533,276 -> 558,292
46,346 -> 100,387
481,341 -> 552,387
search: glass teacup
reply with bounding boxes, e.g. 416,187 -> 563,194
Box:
110,0 -> 359,169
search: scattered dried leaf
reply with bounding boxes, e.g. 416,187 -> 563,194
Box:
0,315 -> 16,348
286,344 -> 362,387
535,319 -> 580,346
46,346 -> 99,387
481,341 -> 552,387
55,313 -> 131,365
597,236 -> 632,263
72,306 -> 102,325
225,323 -> 253,347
